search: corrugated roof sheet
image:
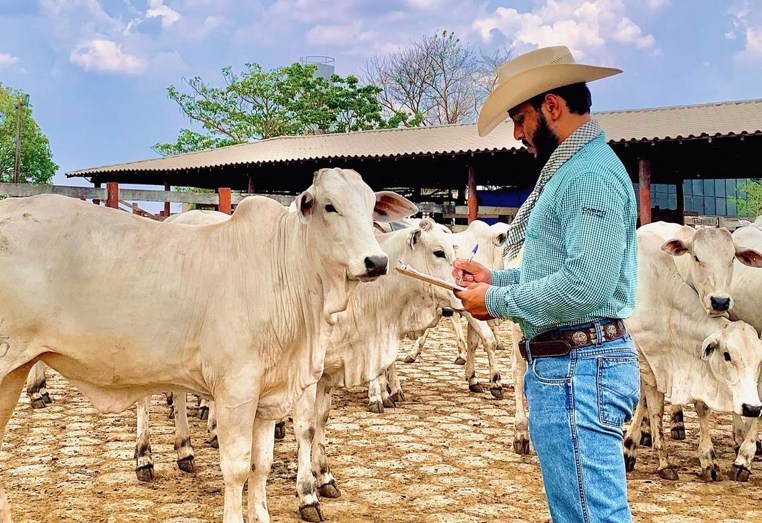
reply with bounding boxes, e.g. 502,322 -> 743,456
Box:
68,99 -> 762,176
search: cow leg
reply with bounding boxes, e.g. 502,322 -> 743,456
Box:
695,400 -> 722,481
731,413 -> 746,451
25,361 -> 50,409
173,391 -> 195,473
404,329 -> 428,363
274,418 -> 287,441
134,396 -> 155,482
645,385 -> 678,480
0,362 -> 35,523
464,322 -> 482,393
367,378 -> 384,413
314,380 -> 339,500
294,383 -> 323,522
623,386 -> 648,472
464,316 -> 503,398
731,417 -> 758,482
378,371 -> 395,409
247,416 -> 276,523
669,404 -> 686,440
198,398 -> 210,420
216,394 -> 258,523
487,319 -> 505,351
638,403 -> 653,447
206,400 -> 219,449
451,314 -> 467,365
387,362 -> 404,403
511,332 -> 530,455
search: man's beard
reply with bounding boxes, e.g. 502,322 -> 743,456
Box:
530,112 -> 559,167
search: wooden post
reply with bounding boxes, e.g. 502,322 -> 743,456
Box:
467,166 -> 477,223
106,182 -> 119,209
675,180 -> 684,225
638,158 -> 651,226
92,181 -> 101,205
247,176 -> 255,194
218,187 -> 232,215
164,181 -> 171,217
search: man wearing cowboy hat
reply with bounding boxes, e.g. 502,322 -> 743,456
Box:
453,46 -> 640,522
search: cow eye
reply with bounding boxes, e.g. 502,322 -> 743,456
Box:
723,352 -> 732,362
324,204 -> 337,213
433,250 -> 446,258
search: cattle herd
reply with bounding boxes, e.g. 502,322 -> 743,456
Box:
0,167 -> 762,523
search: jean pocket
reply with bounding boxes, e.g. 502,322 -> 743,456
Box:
531,356 -> 571,384
597,356 -> 640,428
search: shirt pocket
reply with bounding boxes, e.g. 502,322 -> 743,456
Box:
596,356 -> 640,428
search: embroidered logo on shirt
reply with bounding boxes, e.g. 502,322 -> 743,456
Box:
582,207 -> 607,218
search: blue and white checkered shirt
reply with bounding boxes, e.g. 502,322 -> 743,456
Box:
485,121 -> 638,340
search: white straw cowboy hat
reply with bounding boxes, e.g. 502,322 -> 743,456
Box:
477,46 -> 622,137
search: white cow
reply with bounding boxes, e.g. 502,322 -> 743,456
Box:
623,226 -> 762,482
632,222 -> 762,445
0,167 -> 417,523
291,217 -> 461,521
389,220 -> 508,404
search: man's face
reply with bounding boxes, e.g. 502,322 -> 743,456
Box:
509,102 -> 559,166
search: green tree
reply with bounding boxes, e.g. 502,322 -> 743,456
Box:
0,83 -> 57,183
155,62 -> 408,156
735,179 -> 762,217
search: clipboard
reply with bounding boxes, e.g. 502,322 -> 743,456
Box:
395,263 -> 467,292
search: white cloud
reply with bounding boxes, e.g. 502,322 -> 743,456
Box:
69,39 -> 146,74
473,0 -> 658,59
306,20 -> 369,46
644,0 -> 669,9
745,26 -> 762,55
146,0 -> 182,28
0,53 -> 21,69
728,1 -> 762,59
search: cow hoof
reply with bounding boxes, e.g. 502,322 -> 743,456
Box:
198,406 -> 209,420
30,397 -> 47,409
136,465 -> 155,482
657,467 -> 679,481
756,441 -> 762,456
468,383 -> 484,394
490,387 -> 504,400
624,454 -> 636,473
699,464 -> 723,482
731,464 -> 751,482
513,437 -> 530,455
382,397 -> 396,409
496,343 -> 505,351
390,391 -> 405,403
299,502 -> 325,522
640,432 -> 652,447
318,480 -> 341,499
454,357 -> 466,366
404,355 -> 417,364
205,435 -> 219,449
670,426 -> 686,440
274,422 -> 286,441
41,392 -> 53,405
368,401 -> 384,414
177,456 -> 195,473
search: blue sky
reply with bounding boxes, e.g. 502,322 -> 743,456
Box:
1,0 -> 761,189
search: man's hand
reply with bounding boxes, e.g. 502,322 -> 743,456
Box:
452,259 -> 492,284
454,282 -> 493,321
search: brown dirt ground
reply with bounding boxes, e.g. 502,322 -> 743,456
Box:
1,318 -> 762,523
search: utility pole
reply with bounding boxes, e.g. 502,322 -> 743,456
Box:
13,94 -> 29,184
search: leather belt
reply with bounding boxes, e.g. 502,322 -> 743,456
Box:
518,319 -> 627,359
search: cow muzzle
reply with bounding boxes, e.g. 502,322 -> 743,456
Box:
710,295 -> 732,312
742,403 -> 762,418
354,255 -> 388,281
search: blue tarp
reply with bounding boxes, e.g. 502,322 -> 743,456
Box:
475,188 -> 532,224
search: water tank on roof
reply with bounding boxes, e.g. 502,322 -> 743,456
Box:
301,55 -> 335,80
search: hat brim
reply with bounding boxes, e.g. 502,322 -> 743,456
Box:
477,64 -> 622,137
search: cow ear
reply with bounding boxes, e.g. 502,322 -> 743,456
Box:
661,239 -> 690,256
407,228 -> 422,249
295,190 -> 314,224
735,246 -> 762,268
373,191 -> 419,223
493,231 -> 508,246
418,218 -> 433,231
701,333 -> 721,360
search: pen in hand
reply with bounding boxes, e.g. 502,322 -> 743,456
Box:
457,243 -> 479,285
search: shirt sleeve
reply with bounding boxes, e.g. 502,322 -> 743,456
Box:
484,169 -> 628,325
490,268 -> 520,286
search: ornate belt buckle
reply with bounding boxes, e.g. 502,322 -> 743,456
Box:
571,330 -> 588,347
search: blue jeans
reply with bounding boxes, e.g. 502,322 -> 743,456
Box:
524,332 -> 640,523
